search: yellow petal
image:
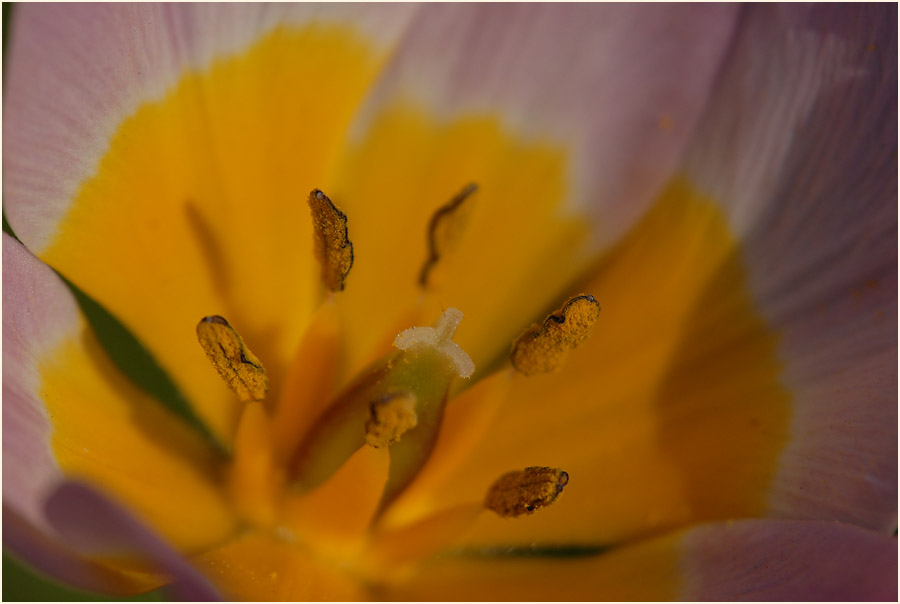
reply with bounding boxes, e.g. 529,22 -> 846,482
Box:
332,105 -> 594,382
41,324 -> 237,553
382,178 -> 790,548
41,25 -> 398,444
384,531 -> 682,600
191,532 -> 366,601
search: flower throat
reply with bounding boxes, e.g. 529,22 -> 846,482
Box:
195,186 -> 600,532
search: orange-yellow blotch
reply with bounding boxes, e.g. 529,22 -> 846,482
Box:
365,392 -> 418,449
418,183 -> 478,288
510,294 -> 601,376
484,466 -> 569,518
196,315 -> 268,403
308,188 -> 354,292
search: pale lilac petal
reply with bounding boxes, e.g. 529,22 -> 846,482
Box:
2,234 -> 123,594
681,5 -> 897,529
348,4 -> 740,247
2,233 -> 76,534
684,519 -> 898,601
4,505 -> 131,595
3,3 -> 418,252
384,519 -> 895,601
3,235 -> 218,597
45,481 -> 220,601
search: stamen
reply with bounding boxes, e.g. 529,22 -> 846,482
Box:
292,308 -> 475,507
395,307 -> 474,379
196,315 -> 268,403
484,466 -> 569,518
307,188 -> 354,292
418,183 -> 478,288
365,392 -> 418,449
510,294 -> 601,376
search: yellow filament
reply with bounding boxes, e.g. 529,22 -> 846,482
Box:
365,393 -> 419,449
229,402 -> 280,529
308,189 -> 354,292
483,466 -> 569,518
510,294 -> 601,376
196,316 -> 268,403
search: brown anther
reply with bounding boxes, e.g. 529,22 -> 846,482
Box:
308,188 -> 354,292
418,183 -> 478,288
484,466 -> 569,518
510,294 -> 601,376
365,392 -> 418,448
196,315 -> 268,403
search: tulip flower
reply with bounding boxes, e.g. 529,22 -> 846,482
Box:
3,3 -> 896,601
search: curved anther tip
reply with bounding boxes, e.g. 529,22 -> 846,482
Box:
200,315 -> 229,325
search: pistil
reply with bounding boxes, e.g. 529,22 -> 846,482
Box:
290,308 -> 474,499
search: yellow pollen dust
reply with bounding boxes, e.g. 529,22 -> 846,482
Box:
365,392 -> 419,449
510,294 -> 601,376
394,307 -> 475,379
419,183 -> 478,288
307,188 -> 354,292
196,315 -> 268,403
484,466 -> 570,518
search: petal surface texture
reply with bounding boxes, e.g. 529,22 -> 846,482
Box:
383,519 -> 898,601
681,3 -> 898,530
3,234 -> 72,535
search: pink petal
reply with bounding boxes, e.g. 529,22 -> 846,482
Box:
684,519 -> 898,601
349,4 -> 740,248
2,233 -> 76,534
44,481 -> 220,601
4,504 -> 131,595
681,4 -> 897,530
3,3 -> 418,252
3,235 -> 218,597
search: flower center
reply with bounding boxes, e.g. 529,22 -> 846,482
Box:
194,186 -> 599,561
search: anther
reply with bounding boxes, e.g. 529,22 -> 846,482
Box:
196,315 -> 268,403
419,183 -> 478,288
510,294 -> 601,376
484,466 -> 569,518
308,188 -> 354,292
365,392 -> 418,448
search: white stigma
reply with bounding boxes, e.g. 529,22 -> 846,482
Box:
393,307 -> 475,379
